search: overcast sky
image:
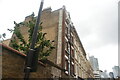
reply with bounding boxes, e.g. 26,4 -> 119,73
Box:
0,0 -> 119,72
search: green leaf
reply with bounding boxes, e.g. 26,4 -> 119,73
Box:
10,13 -> 55,59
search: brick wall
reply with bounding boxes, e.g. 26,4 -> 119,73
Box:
2,44 -> 53,78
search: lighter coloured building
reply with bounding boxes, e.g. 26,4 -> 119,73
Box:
89,56 -> 100,78
89,56 -> 99,71
112,66 -> 120,78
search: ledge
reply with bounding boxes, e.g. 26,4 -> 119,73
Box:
40,59 -> 66,72
1,43 -> 26,57
1,43 -> 46,66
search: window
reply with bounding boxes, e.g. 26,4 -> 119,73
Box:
75,64 -> 77,75
74,39 -> 77,46
65,27 -> 68,35
74,50 -> 77,59
65,41 -> 68,51
65,21 -> 68,27
68,43 -> 70,53
65,18 -> 70,24
65,59 -> 69,71
71,64 -> 74,76
71,49 -> 74,58
65,41 -> 70,54
71,35 -> 74,43
65,54 -> 68,60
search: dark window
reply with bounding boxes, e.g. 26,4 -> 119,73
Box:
65,52 -> 69,58
71,48 -> 74,58
65,41 -> 68,51
71,64 -> 74,75
65,59 -> 69,71
65,27 -> 68,35
71,35 -> 74,43
65,41 -> 67,50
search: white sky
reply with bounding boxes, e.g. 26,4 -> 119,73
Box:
0,0 -> 119,72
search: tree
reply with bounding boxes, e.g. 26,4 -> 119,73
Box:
0,33 -> 6,42
9,13 -> 55,60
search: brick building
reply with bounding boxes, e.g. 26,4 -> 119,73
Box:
3,6 -> 94,79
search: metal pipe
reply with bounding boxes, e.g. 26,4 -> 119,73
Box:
24,0 -> 44,80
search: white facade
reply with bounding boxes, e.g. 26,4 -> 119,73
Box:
89,56 -> 99,71
89,56 -> 100,78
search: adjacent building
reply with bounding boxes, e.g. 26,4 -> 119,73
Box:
112,66 -> 120,78
3,6 -> 94,78
99,70 -> 109,78
89,56 -> 99,71
89,56 -> 100,78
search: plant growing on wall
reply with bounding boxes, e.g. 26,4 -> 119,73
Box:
9,13 -> 55,60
